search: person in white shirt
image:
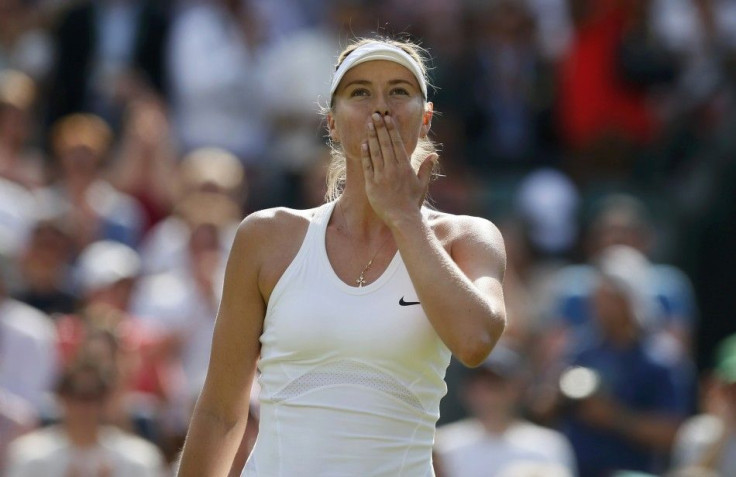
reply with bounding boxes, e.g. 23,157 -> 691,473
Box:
6,359 -> 167,477
435,343 -> 577,477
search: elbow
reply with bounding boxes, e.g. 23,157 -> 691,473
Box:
456,345 -> 494,368
456,315 -> 506,368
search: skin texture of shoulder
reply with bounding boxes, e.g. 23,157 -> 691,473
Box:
236,205 -> 323,303
424,209 -> 506,273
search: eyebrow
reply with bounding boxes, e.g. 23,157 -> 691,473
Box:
341,79 -> 416,89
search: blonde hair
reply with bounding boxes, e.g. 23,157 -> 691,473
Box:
51,113 -> 113,159
322,37 -> 440,202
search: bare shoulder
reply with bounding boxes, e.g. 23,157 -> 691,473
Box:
424,208 -> 505,253
235,205 -> 325,300
236,206 -> 318,244
424,208 -> 506,280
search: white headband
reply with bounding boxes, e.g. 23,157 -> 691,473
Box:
329,42 -> 428,107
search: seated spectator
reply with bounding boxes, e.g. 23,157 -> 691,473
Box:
137,147 -> 245,275
434,343 -> 577,477
6,359 -> 167,477
36,113 -> 146,252
56,240 -> 177,447
552,194 -> 698,358
13,213 -> 77,316
534,194 -> 698,423
109,95 -> 178,232
670,333 -> 736,475
539,245 -> 690,476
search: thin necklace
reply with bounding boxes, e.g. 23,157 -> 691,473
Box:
338,201 -> 392,287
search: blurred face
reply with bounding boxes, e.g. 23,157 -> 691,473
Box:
590,211 -> 647,255
59,371 -> 110,422
60,145 -> 101,179
592,279 -> 636,336
463,371 -> 519,420
86,279 -> 135,311
328,60 -> 432,162
0,104 -> 29,145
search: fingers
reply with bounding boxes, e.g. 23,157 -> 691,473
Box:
361,141 -> 373,178
383,115 -> 407,166
417,153 -> 438,205
368,113 -> 409,169
417,153 -> 438,187
372,113 -> 397,165
366,117 -> 384,173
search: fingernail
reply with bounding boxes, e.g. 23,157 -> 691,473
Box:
372,113 -> 381,121
384,115 -> 392,125
362,142 -> 368,152
368,122 -> 375,131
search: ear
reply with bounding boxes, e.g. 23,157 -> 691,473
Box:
327,113 -> 339,142
420,103 -> 433,138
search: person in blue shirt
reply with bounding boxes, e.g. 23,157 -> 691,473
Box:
553,245 -> 690,476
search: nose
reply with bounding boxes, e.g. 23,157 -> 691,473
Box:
374,92 -> 390,116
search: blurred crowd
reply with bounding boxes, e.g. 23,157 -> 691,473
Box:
1,0 -> 736,475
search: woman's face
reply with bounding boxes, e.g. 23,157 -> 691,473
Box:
328,60 -> 432,162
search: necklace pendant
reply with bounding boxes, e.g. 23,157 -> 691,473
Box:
356,272 -> 366,287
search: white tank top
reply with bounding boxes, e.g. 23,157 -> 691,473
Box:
243,201 -> 452,476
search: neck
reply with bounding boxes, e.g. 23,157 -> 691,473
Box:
607,322 -> 639,347
65,419 -> 100,448
479,413 -> 515,435
63,173 -> 96,196
335,190 -> 388,240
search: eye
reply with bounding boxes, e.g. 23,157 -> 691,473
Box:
391,87 -> 410,96
350,88 -> 370,97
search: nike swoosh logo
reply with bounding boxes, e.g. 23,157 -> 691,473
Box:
399,297 -> 421,306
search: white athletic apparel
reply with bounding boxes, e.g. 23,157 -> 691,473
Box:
243,201 -> 452,476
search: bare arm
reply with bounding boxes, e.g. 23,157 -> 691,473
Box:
575,394 -> 682,451
177,214 -> 267,476
390,212 -> 506,367
363,112 -> 506,367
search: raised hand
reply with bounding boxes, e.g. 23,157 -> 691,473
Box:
361,112 -> 437,227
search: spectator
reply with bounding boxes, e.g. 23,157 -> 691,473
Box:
435,342 -> 577,477
37,113 -> 146,251
166,0 -> 268,164
56,240 -> 176,447
6,359 -> 167,477
542,245 -> 689,476
137,146 -> 245,275
549,194 -> 698,362
0,69 -> 46,190
108,94 -> 178,232
13,213 -> 77,316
